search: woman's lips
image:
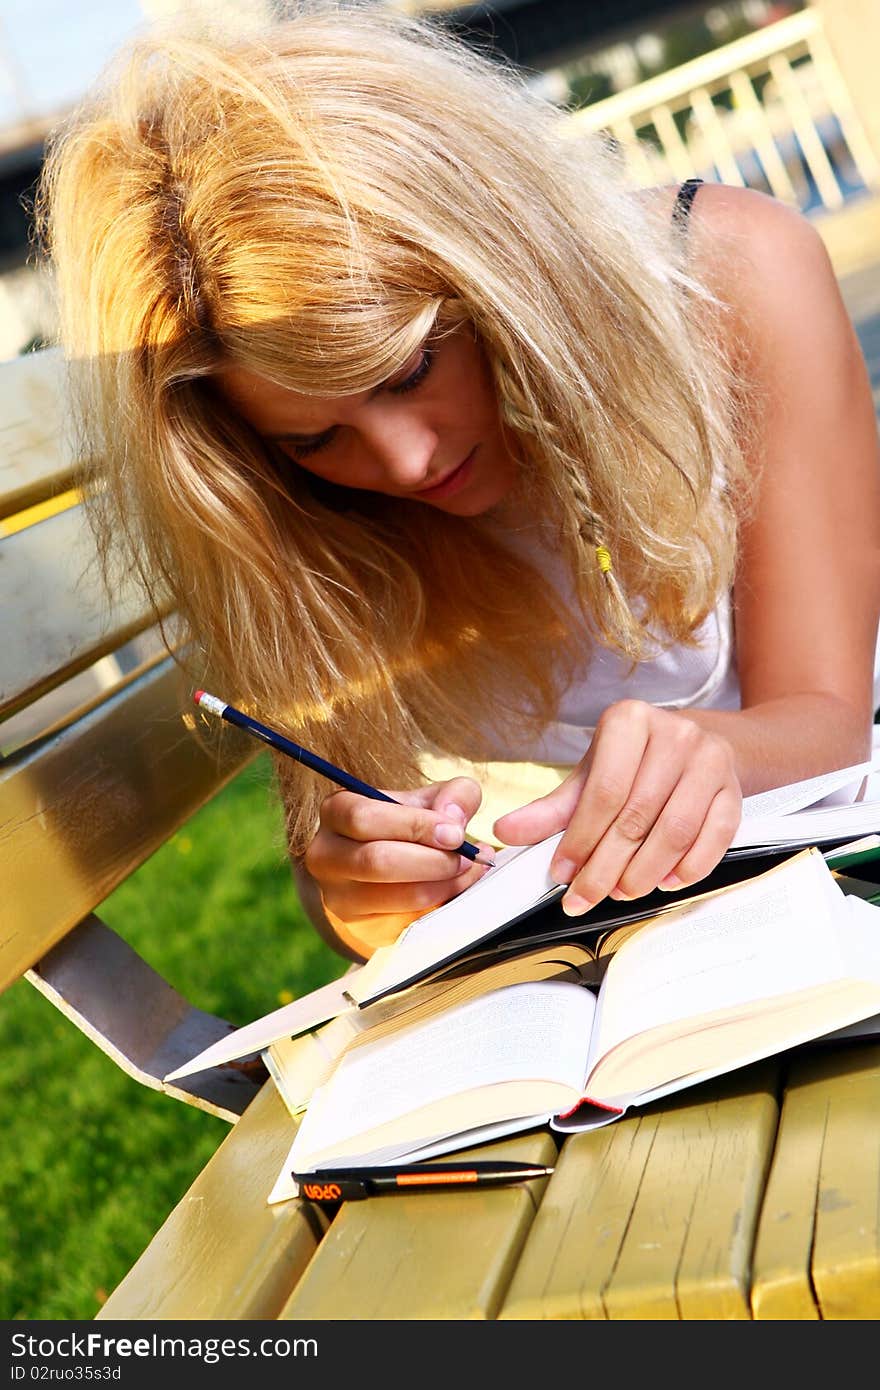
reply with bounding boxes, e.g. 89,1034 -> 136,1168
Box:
413,448 -> 477,501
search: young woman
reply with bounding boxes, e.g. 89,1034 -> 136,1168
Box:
38,3 -> 880,962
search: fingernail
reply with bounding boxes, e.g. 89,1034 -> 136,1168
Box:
562,892 -> 592,917
435,822 -> 465,848
444,803 -> 467,824
659,873 -> 682,891
608,887 -> 632,901
551,858 -> 576,886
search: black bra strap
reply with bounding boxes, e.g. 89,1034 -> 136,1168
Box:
672,177 -> 703,231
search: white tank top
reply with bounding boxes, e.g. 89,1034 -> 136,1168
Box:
476,514 -> 880,766
476,516 -> 739,764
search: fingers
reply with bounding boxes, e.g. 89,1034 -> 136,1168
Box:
306,822 -> 473,886
536,703 -> 741,917
318,787 -> 473,863
304,777 -> 493,954
551,703 -> 671,894
492,767 -> 588,846
416,776 -> 485,828
651,784 -> 743,891
562,759 -> 739,914
317,857 -> 489,922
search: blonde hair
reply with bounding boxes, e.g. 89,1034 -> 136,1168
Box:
37,0 -> 753,854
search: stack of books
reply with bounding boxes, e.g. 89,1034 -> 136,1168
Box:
166,756 -> 880,1203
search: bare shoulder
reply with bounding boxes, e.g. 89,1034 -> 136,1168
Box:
690,181 -> 828,261
684,183 -> 839,349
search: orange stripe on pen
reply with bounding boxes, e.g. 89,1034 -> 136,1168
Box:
395,1170 -> 479,1186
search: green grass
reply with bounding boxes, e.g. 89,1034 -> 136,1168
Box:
0,754 -> 344,1320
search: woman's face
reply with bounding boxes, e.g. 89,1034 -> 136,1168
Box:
216,325 -> 518,516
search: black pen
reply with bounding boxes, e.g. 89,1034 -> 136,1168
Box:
194,691 -> 494,867
293,1161 -> 554,1203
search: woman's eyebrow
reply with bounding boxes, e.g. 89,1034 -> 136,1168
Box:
264,385 -> 383,443
264,351 -> 426,441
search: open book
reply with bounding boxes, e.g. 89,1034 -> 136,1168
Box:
263,937 -> 603,1119
279,848 -> 880,1179
165,839 -> 800,1084
165,754 -> 880,1082
335,754 -> 880,1008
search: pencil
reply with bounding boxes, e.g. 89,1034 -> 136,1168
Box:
193,690 -> 494,867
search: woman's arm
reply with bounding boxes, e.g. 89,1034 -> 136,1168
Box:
685,184 -> 880,783
496,185 -> 880,910
290,854 -> 368,964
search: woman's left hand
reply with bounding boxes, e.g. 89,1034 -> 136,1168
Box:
493,699 -> 743,915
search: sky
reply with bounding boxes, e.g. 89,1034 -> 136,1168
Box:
0,0 -> 147,128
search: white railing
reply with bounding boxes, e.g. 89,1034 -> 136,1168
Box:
563,7 -> 879,213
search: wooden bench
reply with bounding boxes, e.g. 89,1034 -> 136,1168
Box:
0,346 -> 328,1314
4,346 -> 880,1321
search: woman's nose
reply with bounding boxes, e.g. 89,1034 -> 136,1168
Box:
359,409 -> 439,489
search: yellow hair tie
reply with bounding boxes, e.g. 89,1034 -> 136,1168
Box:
595,545 -> 613,575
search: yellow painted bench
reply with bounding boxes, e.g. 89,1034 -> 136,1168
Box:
98,1043 -> 880,1320
5,346 -> 880,1321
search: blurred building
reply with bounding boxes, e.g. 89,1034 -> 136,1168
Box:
2,0 -> 878,754
396,0 -> 796,73
0,0 -> 277,359
0,0 -> 877,359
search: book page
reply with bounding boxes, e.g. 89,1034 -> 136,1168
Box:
266,941 -> 596,1112
346,832 -> 566,1005
343,941 -> 596,1054
731,796 -> 880,850
288,980 -> 594,1170
738,758 -> 877,821
264,1014 -> 365,1115
164,971 -> 358,1081
810,897 -> 880,1042
587,850 -> 848,1087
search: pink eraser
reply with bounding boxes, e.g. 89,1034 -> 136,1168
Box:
194,690 -> 205,704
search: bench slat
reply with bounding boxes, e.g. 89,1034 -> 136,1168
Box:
1,658 -> 255,991
661,1069 -> 777,1320
0,348 -> 77,520
279,1132 -> 557,1320
500,1117 -> 652,1319
752,1041 -> 880,1319
499,1063 -> 778,1320
604,1070 -> 777,1319
0,501 -> 166,720
96,1083 -> 325,1319
750,1059 -> 828,1318
810,1043 -> 880,1319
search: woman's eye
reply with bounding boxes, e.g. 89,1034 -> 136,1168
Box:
388,346 -> 434,395
287,428 -> 337,459
279,347 -> 434,459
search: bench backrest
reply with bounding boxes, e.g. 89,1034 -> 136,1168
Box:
1,347 -> 262,1121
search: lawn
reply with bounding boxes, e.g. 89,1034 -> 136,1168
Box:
0,754 -> 344,1320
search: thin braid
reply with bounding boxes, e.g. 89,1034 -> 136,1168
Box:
494,355 -> 644,657
493,356 -> 559,440
563,460 -> 642,658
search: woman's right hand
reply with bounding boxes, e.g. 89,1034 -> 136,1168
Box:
303,776 -> 494,956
